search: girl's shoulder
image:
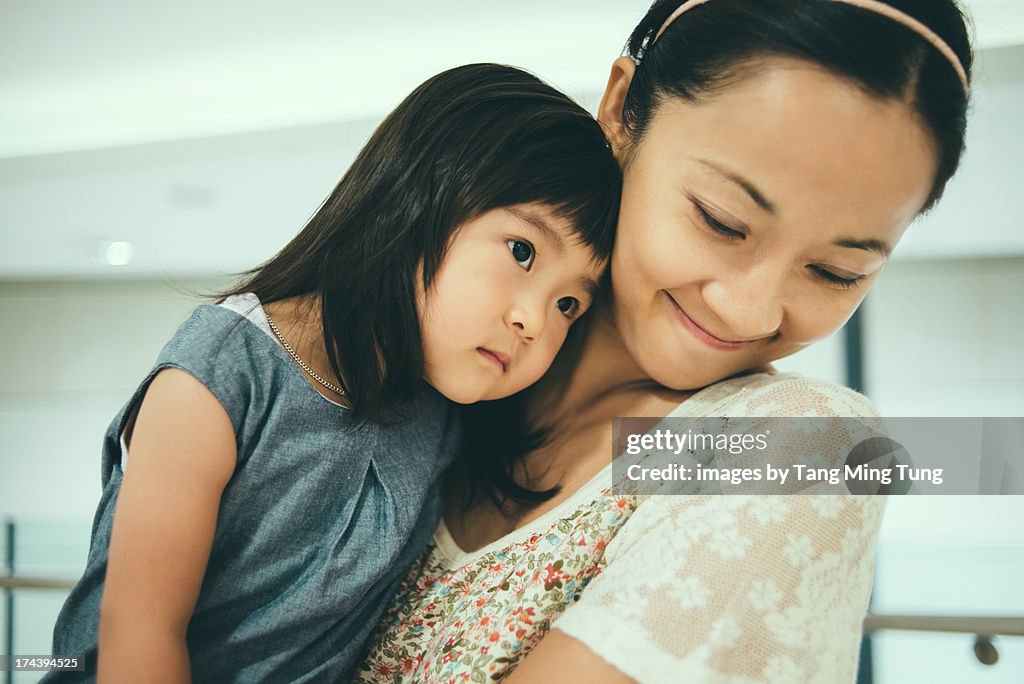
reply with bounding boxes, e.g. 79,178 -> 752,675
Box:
164,295 -> 271,355
152,294 -> 289,391
674,370 -> 879,419
129,296 -> 299,438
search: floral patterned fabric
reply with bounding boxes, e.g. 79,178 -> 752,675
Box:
356,372 -> 886,683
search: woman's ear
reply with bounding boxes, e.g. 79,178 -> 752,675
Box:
597,56 -> 637,156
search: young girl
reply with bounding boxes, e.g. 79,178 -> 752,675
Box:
46,63 -> 620,683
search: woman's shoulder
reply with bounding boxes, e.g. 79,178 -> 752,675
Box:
558,490 -> 885,683
677,370 -> 878,419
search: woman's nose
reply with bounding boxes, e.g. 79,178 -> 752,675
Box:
702,267 -> 785,340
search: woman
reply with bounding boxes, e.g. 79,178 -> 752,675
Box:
358,0 -> 972,681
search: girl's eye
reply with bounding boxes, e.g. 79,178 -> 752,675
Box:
695,202 -> 745,240
809,265 -> 864,290
556,296 -> 581,320
508,239 -> 535,270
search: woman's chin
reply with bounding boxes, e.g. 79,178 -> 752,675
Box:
639,356 -> 725,392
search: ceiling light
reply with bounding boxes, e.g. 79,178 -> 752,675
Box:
95,240 -> 135,266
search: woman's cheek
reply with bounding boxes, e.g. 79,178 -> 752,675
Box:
517,336 -> 561,391
612,226 -> 674,293
782,287 -> 863,349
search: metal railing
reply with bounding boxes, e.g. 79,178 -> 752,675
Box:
863,612 -> 1024,667
863,613 -> 1024,636
3,575 -> 1022,633
3,511 -> 1022,677
0,577 -> 75,591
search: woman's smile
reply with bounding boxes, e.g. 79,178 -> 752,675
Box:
663,290 -> 759,351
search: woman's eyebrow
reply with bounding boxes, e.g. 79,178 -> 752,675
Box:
690,161 -> 893,257
507,207 -> 566,255
834,237 -> 892,258
695,158 -> 776,215
580,277 -> 600,302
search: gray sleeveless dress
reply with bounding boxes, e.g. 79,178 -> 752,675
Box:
45,295 -> 460,683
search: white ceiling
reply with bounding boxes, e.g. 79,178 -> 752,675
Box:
1,0 -> 1022,279
1,0 -> 1021,159
0,1 -> 654,158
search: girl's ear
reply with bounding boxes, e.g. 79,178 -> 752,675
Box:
597,56 -> 637,156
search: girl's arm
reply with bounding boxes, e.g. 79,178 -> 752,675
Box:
97,368 -> 236,684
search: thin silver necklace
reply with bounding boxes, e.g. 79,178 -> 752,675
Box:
265,313 -> 347,396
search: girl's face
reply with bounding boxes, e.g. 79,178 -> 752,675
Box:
600,56 -> 939,390
418,204 -> 605,403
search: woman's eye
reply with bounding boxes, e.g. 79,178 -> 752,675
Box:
556,297 -> 581,320
695,203 -> 745,240
507,239 -> 535,270
809,265 -> 863,289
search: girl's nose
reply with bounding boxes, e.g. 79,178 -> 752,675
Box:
507,300 -> 545,343
701,267 -> 785,341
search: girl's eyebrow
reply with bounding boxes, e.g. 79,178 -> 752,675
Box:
507,207 -> 566,256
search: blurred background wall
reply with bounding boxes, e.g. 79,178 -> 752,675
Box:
1,1 -> 1022,682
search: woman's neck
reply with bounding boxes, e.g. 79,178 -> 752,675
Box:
538,300 -> 662,421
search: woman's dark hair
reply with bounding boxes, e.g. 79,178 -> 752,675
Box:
220,63 -> 620,423
622,0 -> 972,211
465,0 -> 976,513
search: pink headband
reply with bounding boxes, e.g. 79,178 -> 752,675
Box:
652,0 -> 969,95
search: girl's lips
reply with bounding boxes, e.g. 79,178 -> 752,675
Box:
664,292 -> 755,351
477,348 -> 508,373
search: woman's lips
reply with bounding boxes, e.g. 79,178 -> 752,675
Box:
477,348 -> 508,373
664,292 -> 756,351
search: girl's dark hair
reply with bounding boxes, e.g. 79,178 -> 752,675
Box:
221,63 -> 620,422
623,0 -> 972,211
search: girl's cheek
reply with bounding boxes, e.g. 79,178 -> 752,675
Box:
536,325 -> 561,362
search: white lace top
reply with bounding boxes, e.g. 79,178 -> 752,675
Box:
356,372 -> 886,683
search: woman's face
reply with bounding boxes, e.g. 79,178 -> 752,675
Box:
599,56 -> 939,390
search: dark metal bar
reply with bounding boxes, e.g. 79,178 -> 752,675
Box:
856,631 -> 873,684
4,520 -> 14,684
846,306 -> 870,684
845,305 -> 866,394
